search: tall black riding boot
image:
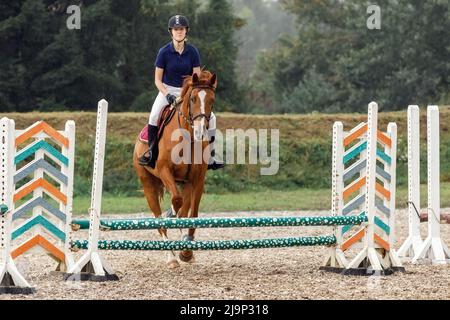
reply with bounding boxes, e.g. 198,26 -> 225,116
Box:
138,125 -> 159,167
207,135 -> 225,170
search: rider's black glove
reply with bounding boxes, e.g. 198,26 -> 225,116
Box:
166,94 -> 177,105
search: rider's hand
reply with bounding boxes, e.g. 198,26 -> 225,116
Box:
166,94 -> 177,105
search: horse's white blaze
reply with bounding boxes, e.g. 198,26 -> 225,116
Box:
194,90 -> 207,141
198,90 -> 206,114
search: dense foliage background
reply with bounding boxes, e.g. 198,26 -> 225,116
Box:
1,0 -> 448,114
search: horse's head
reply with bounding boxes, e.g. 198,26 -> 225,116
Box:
181,71 -> 217,142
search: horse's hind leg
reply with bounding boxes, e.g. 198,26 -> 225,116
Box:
138,171 -> 163,218
135,165 -> 179,268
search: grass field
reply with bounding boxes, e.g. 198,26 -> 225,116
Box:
73,182 -> 450,215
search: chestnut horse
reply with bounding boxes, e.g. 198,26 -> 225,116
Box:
133,70 -> 217,268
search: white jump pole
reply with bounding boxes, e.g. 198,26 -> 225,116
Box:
65,99 -> 118,281
0,117 -> 34,294
412,105 -> 450,264
322,121 -> 348,269
398,105 -> 423,259
386,122 -> 403,269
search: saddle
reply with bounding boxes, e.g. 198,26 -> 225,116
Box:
139,104 -> 177,168
139,104 -> 177,143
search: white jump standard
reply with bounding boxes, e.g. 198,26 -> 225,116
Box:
322,102 -> 404,275
413,106 -> 450,264
0,118 -> 35,294
64,100 -> 119,281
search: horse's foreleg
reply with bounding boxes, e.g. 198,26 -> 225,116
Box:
158,166 -> 184,268
159,166 -> 183,213
178,183 -> 192,235
188,183 -> 203,238
178,184 -> 195,263
159,228 -> 179,269
179,176 -> 205,263
178,183 -> 192,218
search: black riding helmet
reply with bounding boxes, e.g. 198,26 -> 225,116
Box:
168,15 -> 190,32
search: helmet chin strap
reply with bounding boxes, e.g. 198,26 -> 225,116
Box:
174,37 -> 186,43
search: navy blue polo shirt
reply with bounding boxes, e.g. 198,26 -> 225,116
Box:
155,42 -> 201,88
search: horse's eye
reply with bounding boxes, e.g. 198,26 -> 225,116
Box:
191,97 -> 195,102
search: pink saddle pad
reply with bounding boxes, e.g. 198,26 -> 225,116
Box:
139,126 -> 149,143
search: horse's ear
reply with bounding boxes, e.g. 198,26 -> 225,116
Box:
210,73 -> 217,88
193,73 -> 199,83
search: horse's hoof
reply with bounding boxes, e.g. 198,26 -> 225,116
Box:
70,223 -> 81,232
179,250 -> 194,263
167,260 -> 180,269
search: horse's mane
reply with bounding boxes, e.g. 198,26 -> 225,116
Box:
181,69 -> 215,98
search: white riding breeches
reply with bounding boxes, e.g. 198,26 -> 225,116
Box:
148,84 -> 181,125
148,83 -> 216,131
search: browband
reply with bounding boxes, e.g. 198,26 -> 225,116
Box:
191,84 -> 216,91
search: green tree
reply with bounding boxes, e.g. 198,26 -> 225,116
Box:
194,0 -> 243,111
231,0 -> 295,82
251,0 -> 450,113
0,1 -> 56,111
0,0 -> 243,112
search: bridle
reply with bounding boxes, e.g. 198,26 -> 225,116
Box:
173,82 -> 215,177
177,83 -> 216,130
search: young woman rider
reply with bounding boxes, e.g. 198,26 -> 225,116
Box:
139,15 -> 224,171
